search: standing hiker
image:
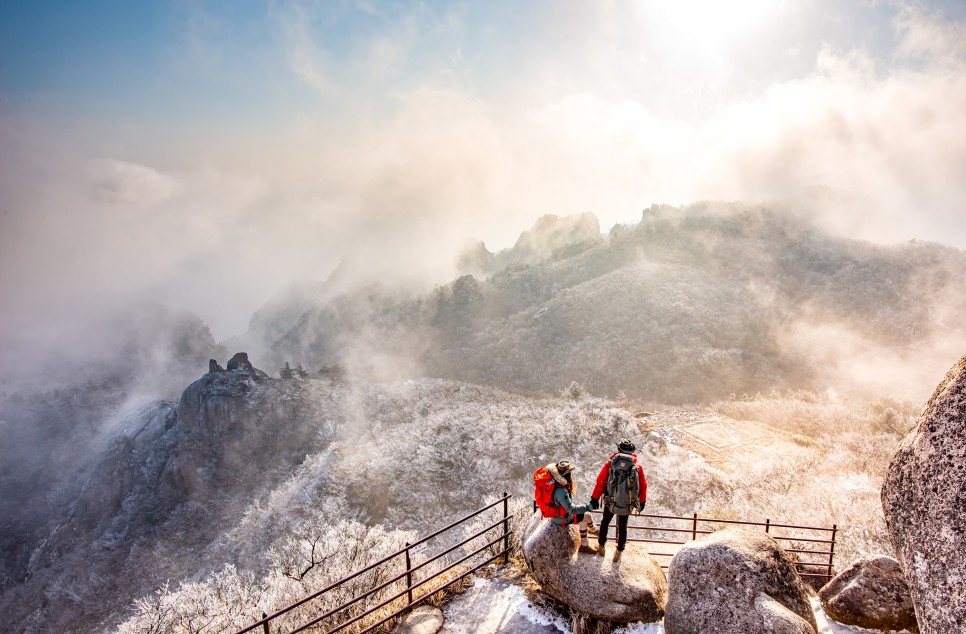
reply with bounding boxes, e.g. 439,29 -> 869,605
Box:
589,438 -> 648,562
534,461 -> 599,554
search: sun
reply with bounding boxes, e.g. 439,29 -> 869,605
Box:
644,0 -> 785,64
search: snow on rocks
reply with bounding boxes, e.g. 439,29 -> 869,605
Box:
440,577 -> 565,634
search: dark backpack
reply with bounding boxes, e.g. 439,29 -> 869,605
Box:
605,453 -> 640,515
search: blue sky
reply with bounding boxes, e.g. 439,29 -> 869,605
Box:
2,1 -> 966,341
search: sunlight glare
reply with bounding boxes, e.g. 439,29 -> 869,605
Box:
647,0 -> 785,63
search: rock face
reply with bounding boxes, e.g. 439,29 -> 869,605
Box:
9,368 -> 330,633
819,555 -> 918,632
881,353 -> 966,633
664,528 -> 817,634
521,511 -> 667,623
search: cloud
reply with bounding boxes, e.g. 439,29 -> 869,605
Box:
2,1 -> 965,350
88,159 -> 182,206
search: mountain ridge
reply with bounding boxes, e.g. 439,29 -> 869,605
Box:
235,203 -> 966,404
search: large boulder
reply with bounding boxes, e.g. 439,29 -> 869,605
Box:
881,353 -> 966,633
521,511 -> 667,623
818,555 -> 918,632
664,528 -> 817,634
394,605 -> 442,634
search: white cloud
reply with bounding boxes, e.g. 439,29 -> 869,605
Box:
2,1 -> 965,345
88,159 -> 182,207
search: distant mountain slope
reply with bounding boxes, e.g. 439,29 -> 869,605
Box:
254,203 -> 966,403
0,302 -> 221,613
3,367 -> 910,633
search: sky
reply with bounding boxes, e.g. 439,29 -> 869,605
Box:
1,0 -> 966,341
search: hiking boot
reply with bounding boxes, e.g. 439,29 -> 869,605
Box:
596,544 -> 606,558
587,524 -> 599,536
613,550 -> 623,563
578,543 -> 598,554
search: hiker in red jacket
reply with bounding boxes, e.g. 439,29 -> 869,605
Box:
534,461 -> 599,553
589,438 -> 647,562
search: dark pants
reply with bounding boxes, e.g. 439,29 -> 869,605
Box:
597,507 -> 629,551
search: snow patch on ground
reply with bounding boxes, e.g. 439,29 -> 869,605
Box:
444,577 -> 905,634
442,577 -> 664,633
442,577 -> 567,633
611,620 -> 664,633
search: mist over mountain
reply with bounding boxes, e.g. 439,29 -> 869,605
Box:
0,303 -> 220,619
2,202 -> 964,633
245,203 -> 966,404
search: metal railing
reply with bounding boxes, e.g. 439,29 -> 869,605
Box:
235,493 -> 512,634
591,510 -> 837,584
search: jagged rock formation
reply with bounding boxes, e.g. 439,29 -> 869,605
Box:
259,204 -> 966,403
881,353 -> 966,633
226,351 -> 255,373
209,358 -> 225,372
0,303 -> 221,610
521,511 -> 667,623
663,528 -> 817,634
818,555 -> 918,632
2,364 -> 331,632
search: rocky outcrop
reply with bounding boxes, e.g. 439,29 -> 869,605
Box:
11,365 -> 334,633
819,555 -> 918,632
209,359 -> 224,373
663,528 -> 817,634
226,352 -> 256,373
881,353 -> 966,633
521,511 -> 667,624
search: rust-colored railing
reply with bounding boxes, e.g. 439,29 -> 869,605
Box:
234,493 -> 512,634
591,510 -> 837,584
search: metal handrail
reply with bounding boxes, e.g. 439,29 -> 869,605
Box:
589,509 -> 837,584
234,493 -> 512,634
316,533 -> 507,634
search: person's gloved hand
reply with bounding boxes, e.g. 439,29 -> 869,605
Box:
589,497 -> 600,510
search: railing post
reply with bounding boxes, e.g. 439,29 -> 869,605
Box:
691,512 -> 698,541
828,524 -> 837,584
404,542 -> 414,608
502,492 -> 510,564
765,519 -> 770,534
261,612 -> 269,634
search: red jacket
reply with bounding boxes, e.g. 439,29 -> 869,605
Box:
592,452 -> 647,504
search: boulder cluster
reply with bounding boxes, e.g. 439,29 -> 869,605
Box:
522,518 -> 819,633
521,353 -> 966,633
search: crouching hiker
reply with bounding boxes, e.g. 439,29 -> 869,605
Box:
590,438 -> 648,562
534,461 -> 599,554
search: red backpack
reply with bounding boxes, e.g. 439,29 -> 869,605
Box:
534,466 -> 567,519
